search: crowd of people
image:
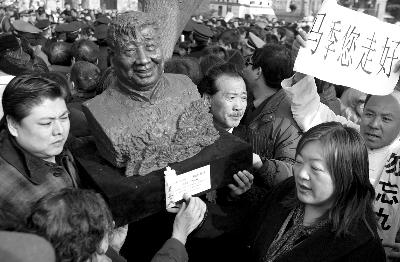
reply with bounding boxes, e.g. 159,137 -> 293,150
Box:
0,2 -> 399,262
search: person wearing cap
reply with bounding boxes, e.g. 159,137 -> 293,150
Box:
36,19 -> 51,39
12,19 -> 41,34
12,19 -> 48,49
188,22 -> 213,58
0,33 -> 50,118
65,21 -> 82,43
95,15 -> 111,26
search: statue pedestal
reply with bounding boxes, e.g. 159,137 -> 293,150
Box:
73,130 -> 252,225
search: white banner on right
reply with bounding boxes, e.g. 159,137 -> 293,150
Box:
294,0 -> 400,95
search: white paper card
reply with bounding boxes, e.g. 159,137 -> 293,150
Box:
164,165 -> 211,209
294,0 -> 400,95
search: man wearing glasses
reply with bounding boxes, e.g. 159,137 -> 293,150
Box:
235,43 -> 301,189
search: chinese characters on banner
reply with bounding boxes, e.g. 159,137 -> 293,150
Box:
294,0 -> 400,95
374,153 -> 400,242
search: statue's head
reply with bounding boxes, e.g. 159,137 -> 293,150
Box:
108,11 -> 164,92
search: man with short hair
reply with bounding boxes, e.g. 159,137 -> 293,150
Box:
236,43 -> 301,188
71,39 -> 99,65
47,41 -> 72,76
199,62 -> 247,133
70,61 -> 100,102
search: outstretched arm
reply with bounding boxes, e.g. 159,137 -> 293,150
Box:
282,30 -> 359,132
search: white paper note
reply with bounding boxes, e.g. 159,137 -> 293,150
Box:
164,165 -> 211,209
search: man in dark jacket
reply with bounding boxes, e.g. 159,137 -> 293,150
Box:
235,43 -> 301,189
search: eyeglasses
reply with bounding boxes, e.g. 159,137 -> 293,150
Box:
245,56 -> 254,67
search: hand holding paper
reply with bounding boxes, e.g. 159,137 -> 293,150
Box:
172,194 -> 207,245
109,223 -> 128,253
291,29 -> 308,85
292,29 -> 308,58
394,60 -> 400,74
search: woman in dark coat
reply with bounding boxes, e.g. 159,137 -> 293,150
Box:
242,122 -> 385,262
205,122 -> 385,262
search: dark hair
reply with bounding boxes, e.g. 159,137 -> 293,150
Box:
251,43 -> 293,90
203,45 -> 227,60
38,71 -> 72,103
198,62 -> 244,96
70,61 -> 101,92
27,188 -> 113,262
292,122 -> 376,238
365,94 -> 373,106
3,74 -> 66,123
264,33 -> 279,44
164,57 -> 202,85
199,54 -> 225,76
48,42 -> 72,66
218,29 -> 240,47
71,39 -> 99,64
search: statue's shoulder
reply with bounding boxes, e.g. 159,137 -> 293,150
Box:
163,73 -> 198,94
83,87 -> 122,110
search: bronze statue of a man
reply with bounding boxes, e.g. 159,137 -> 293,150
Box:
83,11 -> 219,176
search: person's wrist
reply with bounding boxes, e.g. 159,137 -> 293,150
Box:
172,231 -> 187,245
227,191 -> 240,201
292,72 -> 306,85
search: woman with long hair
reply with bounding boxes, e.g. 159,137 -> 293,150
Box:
219,122 -> 385,262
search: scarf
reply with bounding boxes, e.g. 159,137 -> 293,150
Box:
263,204 -> 328,262
372,137 -> 400,248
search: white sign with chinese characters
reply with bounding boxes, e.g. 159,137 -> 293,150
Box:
294,0 -> 400,95
164,165 -> 211,209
